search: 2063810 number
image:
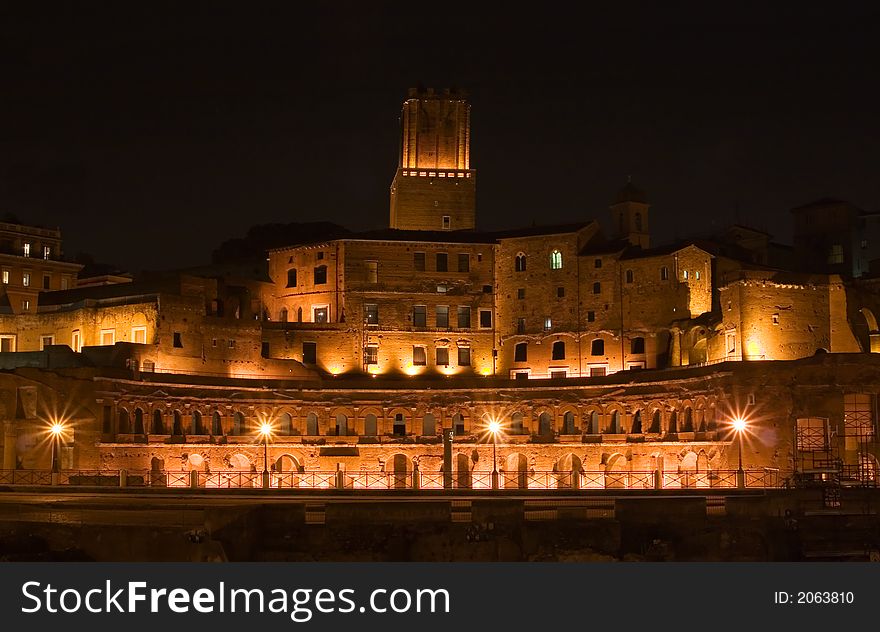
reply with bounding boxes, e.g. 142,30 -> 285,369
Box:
797,592 -> 854,604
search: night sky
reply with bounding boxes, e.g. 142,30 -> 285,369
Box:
1,2 -> 877,271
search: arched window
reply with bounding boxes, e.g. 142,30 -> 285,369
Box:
280,412 -> 292,435
563,411 -> 576,434
550,250 -> 563,270
152,409 -> 164,435
232,411 -> 244,436
625,269 -> 634,283
191,410 -> 202,434
286,268 -> 297,287
452,413 -> 465,434
514,342 -> 528,362
335,414 -> 348,436
669,411 -> 678,433
631,336 -> 645,354
297,307 -> 303,322
364,413 -> 378,436
650,409 -> 661,433
172,410 -> 183,436
588,411 -> 599,434
134,408 -> 145,435
306,412 -> 319,436
591,339 -> 605,356
279,308 -> 288,323
212,411 -> 222,435
514,253 -> 527,272
593,282 -> 601,294
609,410 -> 621,434
511,412 -> 524,435
422,413 -> 436,436
552,341 -> 566,360
631,410 -> 642,434
684,408 -> 694,432
539,412 -> 553,437
118,408 -> 130,434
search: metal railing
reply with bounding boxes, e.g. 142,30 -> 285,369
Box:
0,468 -> 787,491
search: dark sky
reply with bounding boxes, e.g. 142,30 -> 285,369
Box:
1,2 -> 878,270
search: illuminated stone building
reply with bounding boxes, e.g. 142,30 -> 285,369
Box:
0,87 -> 879,490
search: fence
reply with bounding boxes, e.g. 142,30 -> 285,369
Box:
0,468 -> 786,491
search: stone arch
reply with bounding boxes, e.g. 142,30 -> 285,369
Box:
191,410 -> 203,434
668,409 -> 678,434
363,412 -> 379,436
509,411 -> 525,435
388,453 -> 411,489
229,453 -> 251,471
422,412 -> 437,436
554,453 -> 583,489
231,411 -> 245,436
630,408 -> 644,434
538,411 -> 553,437
211,410 -> 222,435
604,452 -> 628,488
504,452 -> 529,489
118,407 -> 130,434
279,412 -> 293,436
279,307 -> 288,323
682,406 -> 694,432
680,451 -> 698,470
696,449 -> 710,472
274,454 -> 302,473
687,325 -> 710,365
331,407 -> 354,436
604,404 -> 625,434
584,405 -> 602,434
648,407 -> 662,433
450,410 -> 468,434
859,308 -> 880,353
559,406 -> 578,434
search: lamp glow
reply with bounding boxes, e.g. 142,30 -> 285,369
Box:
49,422 -> 65,436
259,422 -> 273,438
488,420 -> 501,435
732,417 -> 746,433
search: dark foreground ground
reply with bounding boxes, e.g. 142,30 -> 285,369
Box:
0,487 -> 877,561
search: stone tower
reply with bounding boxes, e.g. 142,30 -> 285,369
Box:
389,87 -> 475,231
610,180 -> 650,249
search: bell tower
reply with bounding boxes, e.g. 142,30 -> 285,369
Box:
389,87 -> 476,231
610,180 -> 650,249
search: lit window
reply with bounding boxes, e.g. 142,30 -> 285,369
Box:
437,284 -> 447,293
364,303 -> 378,325
1,270 -> 7,284
364,344 -> 378,365
22,272 -> 30,287
683,270 -> 689,280
0,335 -> 15,352
71,330 -> 81,352
23,242 -> 30,257
313,306 -> 328,323
21,299 -> 29,311
43,246 -> 51,260
412,346 -> 427,366
660,266 -> 669,281
550,250 -> 563,270
131,327 -> 147,344
100,329 -> 115,346
695,270 -> 701,280
543,317 -> 552,331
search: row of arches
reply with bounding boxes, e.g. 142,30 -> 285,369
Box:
112,399 -> 716,439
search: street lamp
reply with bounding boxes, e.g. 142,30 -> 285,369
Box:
488,419 -> 501,489
49,421 -> 65,473
258,421 -> 273,488
732,417 -> 747,488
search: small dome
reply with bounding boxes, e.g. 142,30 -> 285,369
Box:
614,181 -> 648,204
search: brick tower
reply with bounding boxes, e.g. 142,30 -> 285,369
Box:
610,180 -> 651,249
389,87 -> 475,231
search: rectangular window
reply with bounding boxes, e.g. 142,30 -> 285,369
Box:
42,274 -> 51,289
458,253 -> 470,272
365,260 -> 378,284
457,306 -> 471,328
40,335 -> 54,350
436,305 -> 449,328
364,344 -> 378,365
594,258 -> 602,268
412,346 -> 427,366
517,288 -> 525,300
21,299 -> 29,312
726,332 -> 736,356
100,329 -> 115,346
550,370 -> 567,379
393,413 -> 406,436
60,276 -> 68,290
302,342 -> 317,365
316,252 -> 324,260
543,317 -> 552,331
71,330 -> 81,353
457,346 -> 471,366
436,347 -> 449,366
590,366 -> 607,377
43,245 -> 51,260
437,284 -> 447,293
365,303 -> 379,324
313,306 -> 328,323
557,286 -> 565,298
514,371 -> 529,380
442,215 -> 451,230
172,332 -> 183,348
413,305 -> 427,327
436,252 -> 448,272
0,335 -> 15,352
827,244 -> 844,265
479,309 -> 493,329
587,311 -> 596,322
22,272 -> 30,287
1,270 -> 7,284
514,342 -> 528,362
313,265 -> 327,284
482,284 -> 492,294
132,326 -> 147,344
683,270 -> 689,280
23,242 -> 30,257
796,417 -> 828,451
661,266 -> 669,281
228,339 -> 236,349
414,252 -> 426,271
517,318 -> 526,334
